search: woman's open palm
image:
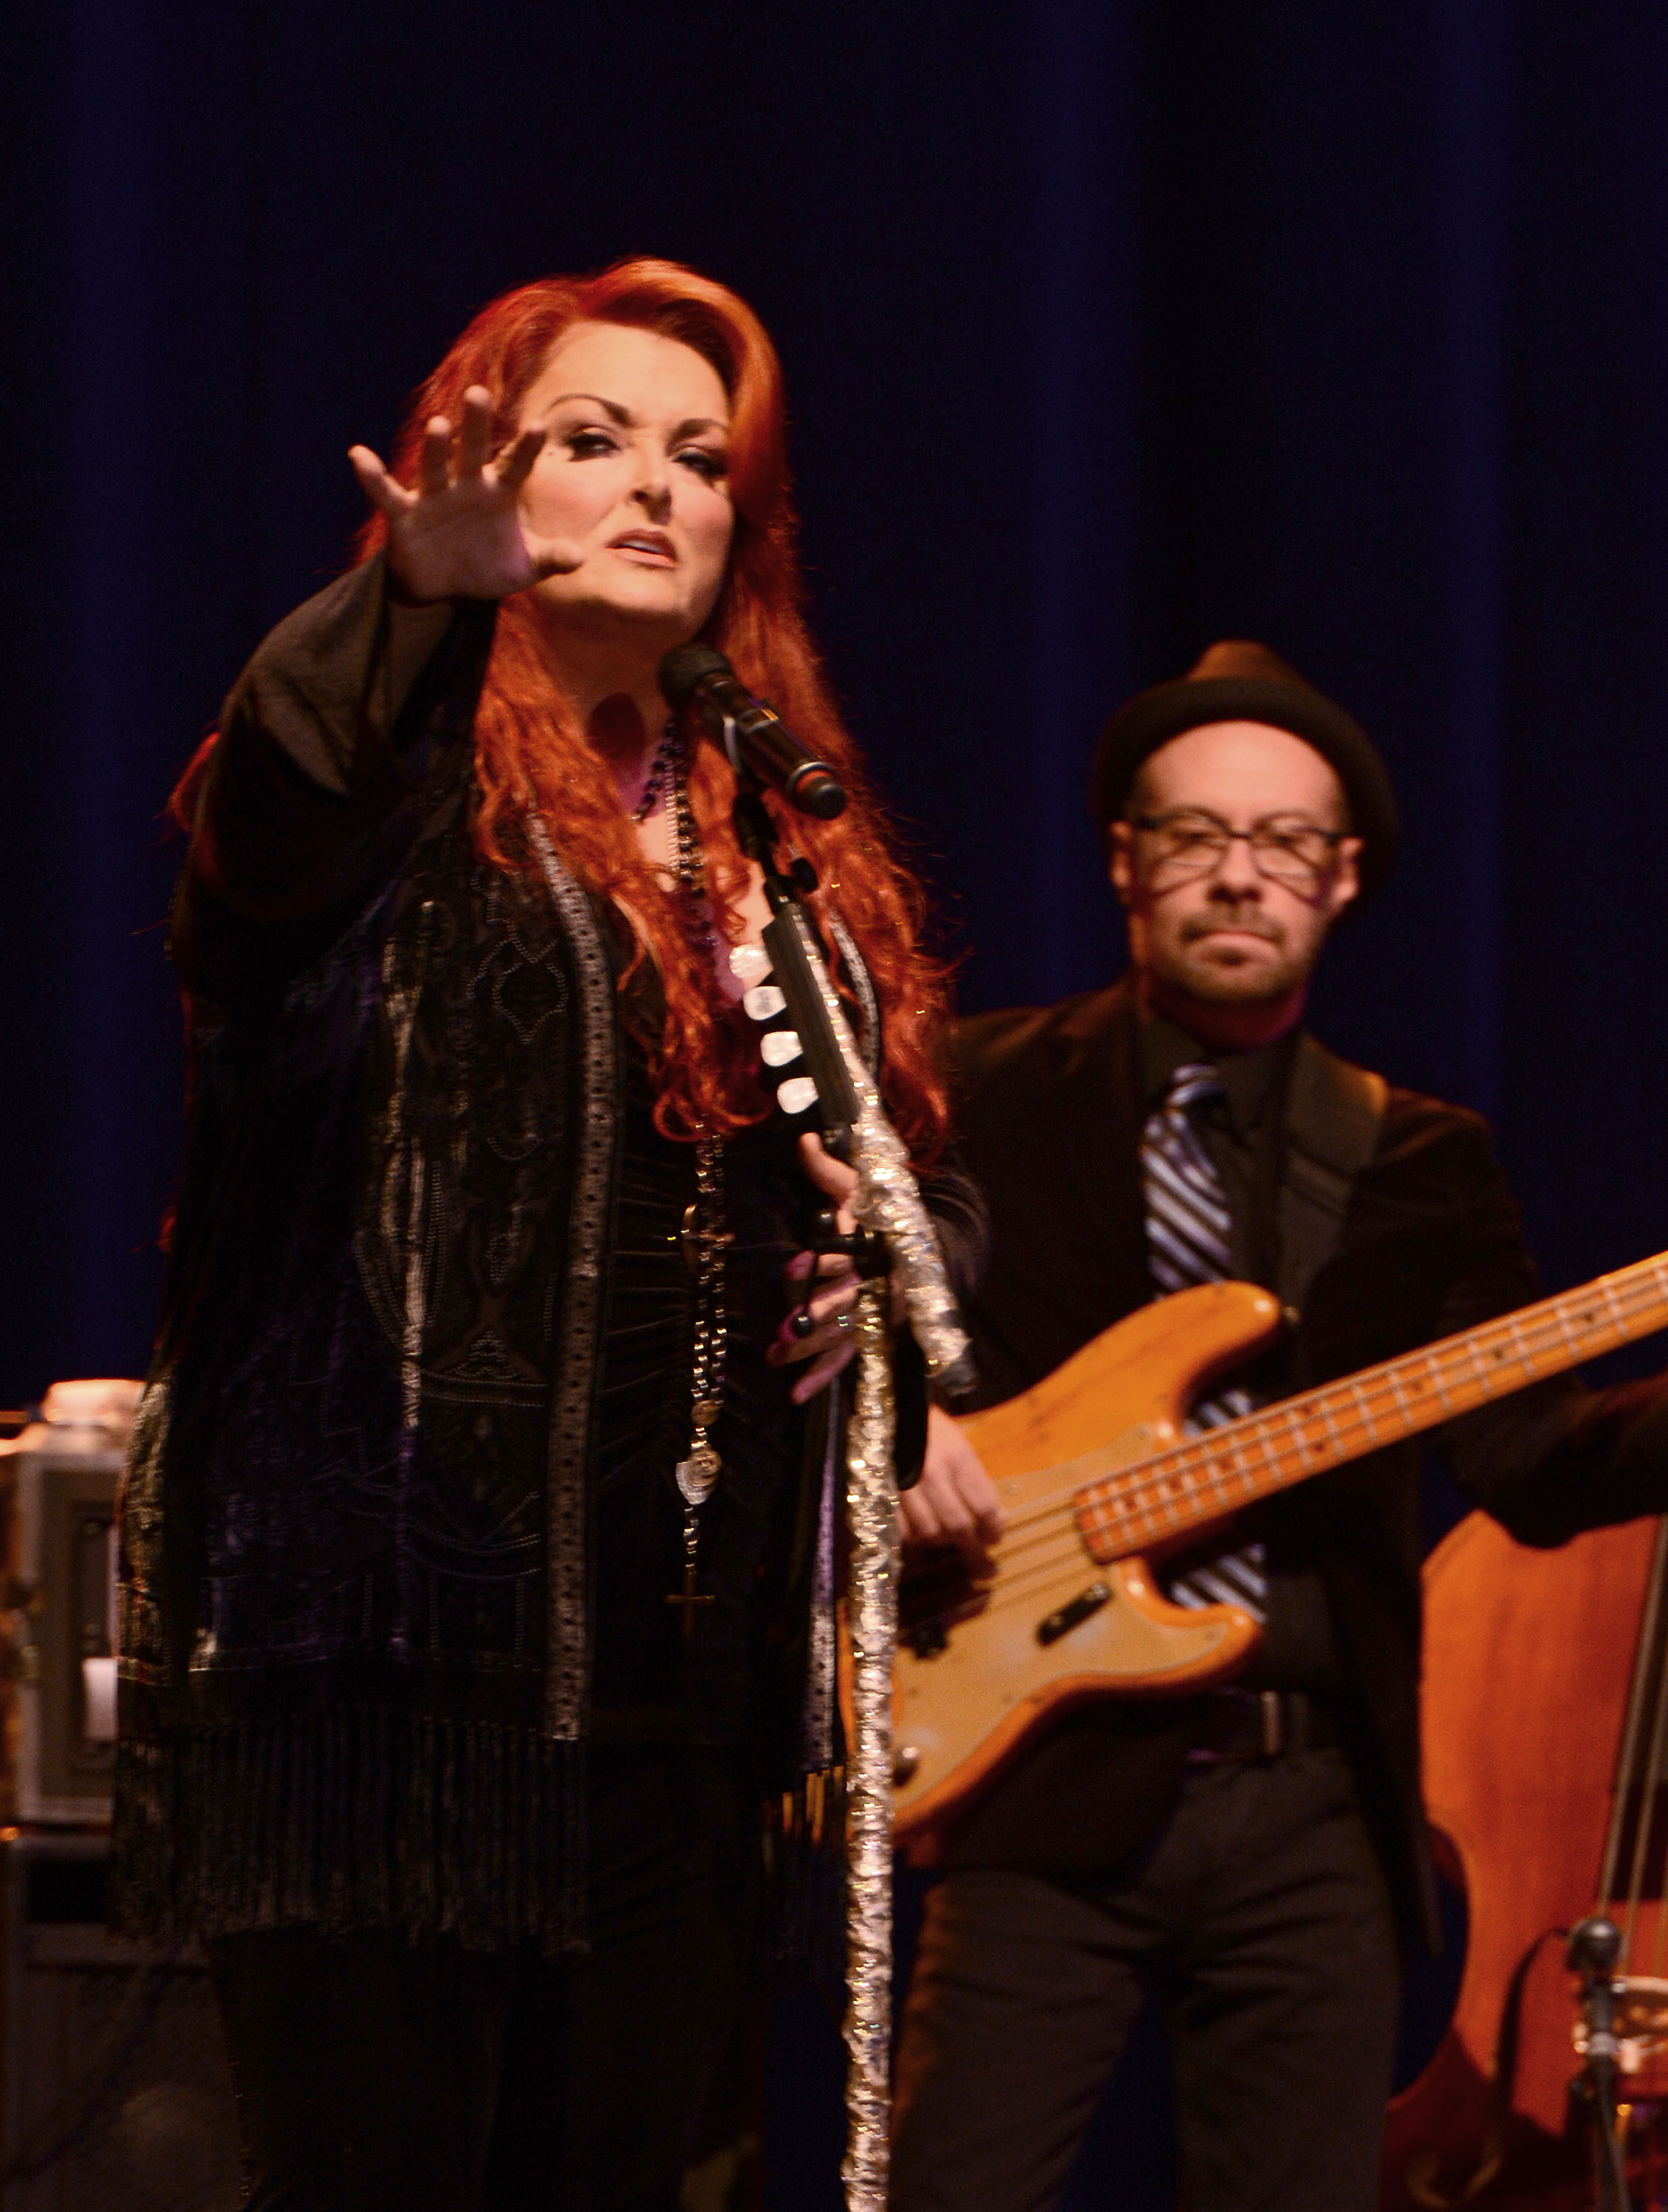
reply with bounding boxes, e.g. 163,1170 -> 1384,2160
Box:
348,385 -> 580,603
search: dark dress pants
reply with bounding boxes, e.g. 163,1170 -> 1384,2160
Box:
213,1747 -> 757,2212
892,1746 -> 1400,2212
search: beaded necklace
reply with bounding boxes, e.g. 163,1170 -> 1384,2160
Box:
651,726 -> 728,1636
629,718 -> 679,824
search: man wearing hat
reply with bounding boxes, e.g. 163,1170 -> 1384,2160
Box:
889,642 -> 1668,2212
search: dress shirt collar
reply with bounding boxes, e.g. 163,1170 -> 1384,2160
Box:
1136,1006 -> 1299,1140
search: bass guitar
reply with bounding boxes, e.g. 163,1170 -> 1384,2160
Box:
892,1251 -> 1668,1853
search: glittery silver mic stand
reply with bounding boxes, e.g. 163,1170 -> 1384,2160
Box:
725,780 -> 973,2210
841,1280 -> 898,2212
769,901 -> 976,1399
763,902 -> 973,2211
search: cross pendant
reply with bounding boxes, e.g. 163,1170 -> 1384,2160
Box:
665,1557 -> 716,1639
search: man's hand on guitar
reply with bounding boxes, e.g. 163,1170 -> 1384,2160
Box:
900,1405 -> 1004,1569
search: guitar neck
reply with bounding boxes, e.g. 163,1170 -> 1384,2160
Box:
1080,1251 -> 1668,1560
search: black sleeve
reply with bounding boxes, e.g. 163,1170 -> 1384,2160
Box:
917,1152 -> 990,1312
173,557 -> 498,998
887,1152 -> 989,1486
1425,1116 -> 1668,1545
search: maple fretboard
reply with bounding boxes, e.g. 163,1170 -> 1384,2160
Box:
1074,1253 -> 1668,1561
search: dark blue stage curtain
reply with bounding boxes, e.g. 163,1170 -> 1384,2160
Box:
4,0 -> 1667,2201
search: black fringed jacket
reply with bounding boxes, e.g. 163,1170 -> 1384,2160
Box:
114,560 -> 984,1952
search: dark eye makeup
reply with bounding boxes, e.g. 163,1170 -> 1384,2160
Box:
676,447 -> 728,481
563,428 -> 619,458
549,421 -> 728,483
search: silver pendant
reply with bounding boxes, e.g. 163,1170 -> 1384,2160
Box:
676,1448 -> 720,1506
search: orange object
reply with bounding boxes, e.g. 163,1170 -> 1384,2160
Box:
892,1251 -> 1668,1857
1380,1509 -> 1668,2209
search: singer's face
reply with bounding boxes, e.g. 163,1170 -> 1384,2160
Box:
513,321 -> 734,650
1110,722 -> 1361,1023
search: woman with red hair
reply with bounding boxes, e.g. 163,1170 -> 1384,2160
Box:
115,260 -> 982,2210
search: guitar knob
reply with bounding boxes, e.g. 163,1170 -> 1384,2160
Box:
892,1744 -> 920,1786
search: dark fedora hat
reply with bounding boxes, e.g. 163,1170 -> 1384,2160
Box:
1088,641 -> 1400,903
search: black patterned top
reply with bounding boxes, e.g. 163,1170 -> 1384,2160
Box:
112,557 -> 986,1953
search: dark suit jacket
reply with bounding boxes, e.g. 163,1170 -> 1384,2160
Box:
945,978 -> 1668,1945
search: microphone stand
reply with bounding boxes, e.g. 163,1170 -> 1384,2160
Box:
1568,1918 -> 1631,2212
731,783 -> 973,2212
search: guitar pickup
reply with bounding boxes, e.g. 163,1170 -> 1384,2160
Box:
1036,1581 -> 1111,1646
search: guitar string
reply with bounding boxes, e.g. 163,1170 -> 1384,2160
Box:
900,1265 -> 1668,1631
973,1259 -> 1668,1548
922,1293 -> 1644,1605
911,1427 -> 1668,1650
1644,1537 -> 1668,1977
901,1277 -> 1668,1628
901,1295 -> 1668,1635
1622,1576 -> 1668,1969
1608,1519 -> 1668,1971
1591,1514 -> 1668,1940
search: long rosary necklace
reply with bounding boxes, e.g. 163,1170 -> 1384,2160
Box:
668,1136 -> 725,1636
656,725 -> 728,1637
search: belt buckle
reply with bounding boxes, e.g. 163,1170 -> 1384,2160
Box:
1259,1689 -> 1283,1759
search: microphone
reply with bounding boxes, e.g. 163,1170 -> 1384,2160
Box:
658,644 -> 847,820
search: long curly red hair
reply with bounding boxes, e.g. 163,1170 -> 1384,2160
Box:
181,260 -> 950,1157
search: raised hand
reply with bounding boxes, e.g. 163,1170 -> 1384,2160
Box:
347,386 -> 580,604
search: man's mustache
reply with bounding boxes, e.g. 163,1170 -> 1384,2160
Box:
1180,905 -> 1283,947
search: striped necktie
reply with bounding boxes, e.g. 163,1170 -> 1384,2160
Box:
1141,1062 -> 1268,1621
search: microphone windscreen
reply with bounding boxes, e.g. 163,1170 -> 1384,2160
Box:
657,641 -> 730,711
788,767 -> 847,821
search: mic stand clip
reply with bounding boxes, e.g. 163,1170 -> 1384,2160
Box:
1568,1917 -> 1632,2212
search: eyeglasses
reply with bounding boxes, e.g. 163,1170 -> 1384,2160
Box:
1129,810 -> 1348,897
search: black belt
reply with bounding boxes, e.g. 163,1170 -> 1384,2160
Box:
1184,1688 -> 1341,1763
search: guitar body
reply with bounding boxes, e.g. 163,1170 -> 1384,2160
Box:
1378,1511 -> 1665,2211
894,1279 -> 1284,1854
892,1244 -> 1668,1860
